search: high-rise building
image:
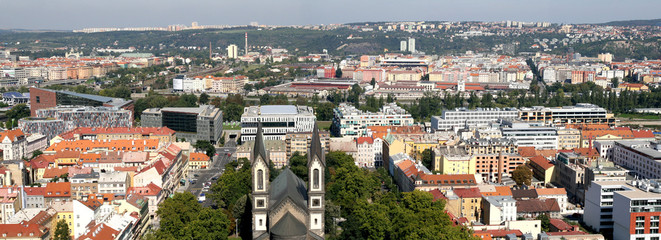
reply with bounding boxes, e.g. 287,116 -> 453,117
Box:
408,38 -> 416,53
400,41 -> 407,52
227,44 -> 238,59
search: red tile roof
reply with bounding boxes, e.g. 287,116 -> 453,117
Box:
45,182 -> 71,198
0,129 -> 25,143
633,130 -> 655,139
0,222 -> 47,238
189,152 -> 210,162
356,137 -> 374,144
77,223 -> 119,240
549,219 -> 574,231
529,155 -> 554,170
58,127 -> 175,140
453,188 -> 482,198
23,187 -> 46,196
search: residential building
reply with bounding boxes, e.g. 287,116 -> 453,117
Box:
431,107 -> 518,131
0,129 -> 26,161
475,154 -> 526,183
141,105 -> 223,144
188,152 -> 210,170
236,140 -> 287,168
482,196 -> 517,225
528,155 -> 555,184
354,137 -> 383,168
70,172 -> 99,200
332,103 -> 413,137
516,198 -> 561,219
227,44 -> 238,59
433,146 -> 475,174
56,127 -> 176,143
22,187 -> 45,209
612,141 -> 661,179
445,188 -> 483,223
557,128 -> 581,150
98,172 -> 129,194
536,188 -> 569,213
284,132 -> 330,159
0,187 -> 19,224
240,105 -> 315,142
35,106 -> 133,131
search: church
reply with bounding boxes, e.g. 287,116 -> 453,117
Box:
251,122 -> 325,240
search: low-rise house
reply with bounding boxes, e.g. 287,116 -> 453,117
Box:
516,198 -> 561,219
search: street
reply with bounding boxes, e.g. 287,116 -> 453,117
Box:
182,139 -> 237,208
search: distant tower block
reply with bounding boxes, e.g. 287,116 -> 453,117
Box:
245,32 -> 248,55
400,41 -> 407,52
408,38 -> 416,53
457,79 -> 465,92
227,44 -> 238,59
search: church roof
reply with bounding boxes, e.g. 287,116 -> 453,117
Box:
253,122 -> 268,163
308,122 -> 325,166
270,212 -> 308,238
269,168 -> 308,211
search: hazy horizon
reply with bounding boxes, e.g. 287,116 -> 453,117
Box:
1,0 -> 661,30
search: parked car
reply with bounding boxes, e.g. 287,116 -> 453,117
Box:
198,193 -> 206,203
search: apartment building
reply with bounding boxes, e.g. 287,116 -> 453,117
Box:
612,141 -> 661,179
500,121 -> 558,150
332,103 -> 413,137
240,105 -> 315,142
284,132 -> 330,159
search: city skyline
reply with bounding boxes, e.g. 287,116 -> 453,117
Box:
2,0 -> 661,30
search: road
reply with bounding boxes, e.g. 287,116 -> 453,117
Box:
184,139 -> 237,208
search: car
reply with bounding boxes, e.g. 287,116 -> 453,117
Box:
193,174 -> 199,177
224,149 -> 229,152
211,176 -> 218,181
198,193 -> 206,203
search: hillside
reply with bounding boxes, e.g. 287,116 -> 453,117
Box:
600,19 -> 661,26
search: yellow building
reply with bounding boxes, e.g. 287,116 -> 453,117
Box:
432,147 -> 476,174
445,188 -> 483,223
557,128 -> 581,150
528,156 -> 555,184
50,201 -> 73,237
188,152 -> 210,170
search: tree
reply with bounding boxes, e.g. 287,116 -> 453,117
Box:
53,219 -> 71,240
512,165 -> 532,186
421,149 -> 433,170
289,152 -> 308,181
335,68 -> 343,78
370,78 -> 376,87
536,214 -> 551,232
199,92 -> 210,104
209,158 -> 251,209
5,104 -> 29,121
154,192 -> 231,240
611,77 -> 620,88
193,140 -> 216,157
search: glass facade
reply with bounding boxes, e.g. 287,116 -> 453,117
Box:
56,92 -> 105,107
162,111 -> 197,133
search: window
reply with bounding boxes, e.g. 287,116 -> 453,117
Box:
313,198 -> 321,207
313,169 -> 320,189
257,170 -> 264,190
257,199 -> 264,208
259,219 -> 263,226
36,96 -> 40,103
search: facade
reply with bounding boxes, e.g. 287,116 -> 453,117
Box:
332,103 -> 414,137
0,129 -> 26,161
227,44 -> 239,59
482,196 -> 517,225
36,106 -> 133,130
284,132 -> 330,159
188,152 -> 210,170
70,172 -> 99,200
519,103 -> 614,125
98,172 -> 129,194
557,128 -> 581,150
431,108 -> 518,131
354,137 -> 383,168
528,155 -> 555,184
236,140 -> 287,168
141,105 -> 223,144
584,180 -> 661,239
240,105 -> 316,142
612,141 -> 661,179
501,121 -> 558,150
56,127 -> 175,143
251,123 -> 325,239
474,154 -> 526,183
29,87 -> 133,116
445,188 -> 482,223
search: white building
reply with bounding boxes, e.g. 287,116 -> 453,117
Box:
332,103 -> 414,137
227,44 -> 239,59
0,129 -> 25,161
408,38 -> 416,53
595,140 -> 615,160
612,141 -> 661,179
431,107 -> 518,131
73,200 -> 95,238
98,172 -> 129,194
500,121 -> 558,150
584,180 -> 661,240
400,41 -> 407,52
354,137 -> 383,168
240,105 -> 316,142
482,196 -> 517,225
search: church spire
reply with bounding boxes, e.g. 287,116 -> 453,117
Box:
308,122 -> 325,166
253,121 -> 268,163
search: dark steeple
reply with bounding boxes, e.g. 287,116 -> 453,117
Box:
308,122 -> 325,166
253,121 -> 268,163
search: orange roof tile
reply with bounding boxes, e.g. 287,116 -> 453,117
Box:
47,139 -> 159,152
189,152 -> 210,162
529,155 -> 554,170
0,129 -> 24,143
536,188 -> 567,196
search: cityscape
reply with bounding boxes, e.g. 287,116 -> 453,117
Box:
2,1 -> 661,240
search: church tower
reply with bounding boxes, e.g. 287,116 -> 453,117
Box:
251,123 -> 270,238
307,122 -> 325,236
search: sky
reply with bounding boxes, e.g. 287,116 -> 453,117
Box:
1,0 -> 661,30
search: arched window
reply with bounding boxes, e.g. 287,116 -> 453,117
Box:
257,169 -> 264,190
313,169 -> 320,189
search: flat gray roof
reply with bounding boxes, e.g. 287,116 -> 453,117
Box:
260,105 -> 298,115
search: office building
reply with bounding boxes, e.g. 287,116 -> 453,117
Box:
141,105 -> 223,144
519,103 -> 614,125
241,105 -> 316,142
584,180 -> 661,239
227,44 -> 239,59
431,107 -> 518,131
501,121 -> 558,150
29,87 -> 133,116
332,103 -> 414,137
612,141 -> 661,179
